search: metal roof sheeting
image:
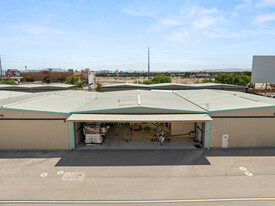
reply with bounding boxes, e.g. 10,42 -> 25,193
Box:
72,89 -> 207,113
102,82 -> 245,89
67,114 -> 212,122
2,89 -> 275,114
1,91 -> 97,114
174,90 -> 275,112
102,83 -> 150,88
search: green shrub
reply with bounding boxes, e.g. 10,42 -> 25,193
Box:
143,80 -> 152,84
0,79 -> 17,85
75,80 -> 85,89
96,83 -> 102,92
42,75 -> 51,83
143,75 -> 171,84
57,75 -> 64,82
202,79 -> 213,83
26,76 -> 34,82
247,83 -> 255,88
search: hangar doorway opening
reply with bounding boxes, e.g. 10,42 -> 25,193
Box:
67,114 -> 212,150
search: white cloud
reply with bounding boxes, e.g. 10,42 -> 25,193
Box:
159,17 -> 182,26
235,0 -> 253,10
203,31 -> 245,38
258,0 -> 275,6
189,6 -> 217,16
255,13 -> 275,23
192,16 -> 219,29
165,30 -> 191,42
1,23 -> 74,46
232,12 -> 238,17
160,6 -> 223,43
20,24 -> 64,35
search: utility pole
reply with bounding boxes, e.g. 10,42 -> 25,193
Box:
0,55 -> 3,80
148,47 -> 150,80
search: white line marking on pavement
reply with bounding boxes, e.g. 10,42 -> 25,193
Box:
61,172 -> 85,181
40,173 -> 48,177
239,167 -> 247,171
244,171 -> 253,176
1,197 -> 275,204
57,171 -> 64,175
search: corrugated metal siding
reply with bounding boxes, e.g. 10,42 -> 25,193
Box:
211,107 -> 275,116
171,122 -> 194,135
0,110 -> 70,150
210,108 -> 275,148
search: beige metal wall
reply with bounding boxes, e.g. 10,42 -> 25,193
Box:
209,107 -> 275,148
0,109 -> 70,150
171,122 -> 194,135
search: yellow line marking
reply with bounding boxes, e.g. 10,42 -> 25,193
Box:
1,197 -> 275,204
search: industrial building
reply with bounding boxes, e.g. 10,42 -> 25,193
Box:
0,89 -> 275,150
102,83 -> 246,92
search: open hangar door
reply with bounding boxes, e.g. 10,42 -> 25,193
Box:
67,114 -> 212,150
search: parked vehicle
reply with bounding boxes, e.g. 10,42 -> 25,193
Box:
83,123 -> 110,144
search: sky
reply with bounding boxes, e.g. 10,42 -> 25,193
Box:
0,0 -> 275,72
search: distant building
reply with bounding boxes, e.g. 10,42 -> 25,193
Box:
46,68 -> 62,72
74,72 -> 82,81
5,69 -> 23,82
96,70 -> 112,73
6,69 -> 20,77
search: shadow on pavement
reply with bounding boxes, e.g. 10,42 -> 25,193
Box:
2,148 -> 275,166
205,148 -> 275,156
0,151 -> 66,158
55,149 -> 210,166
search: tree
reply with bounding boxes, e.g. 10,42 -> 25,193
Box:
232,75 -> 240,85
239,75 -> 250,86
65,75 -> 86,89
214,73 -> 233,84
65,75 -> 77,85
96,83 -> 102,92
